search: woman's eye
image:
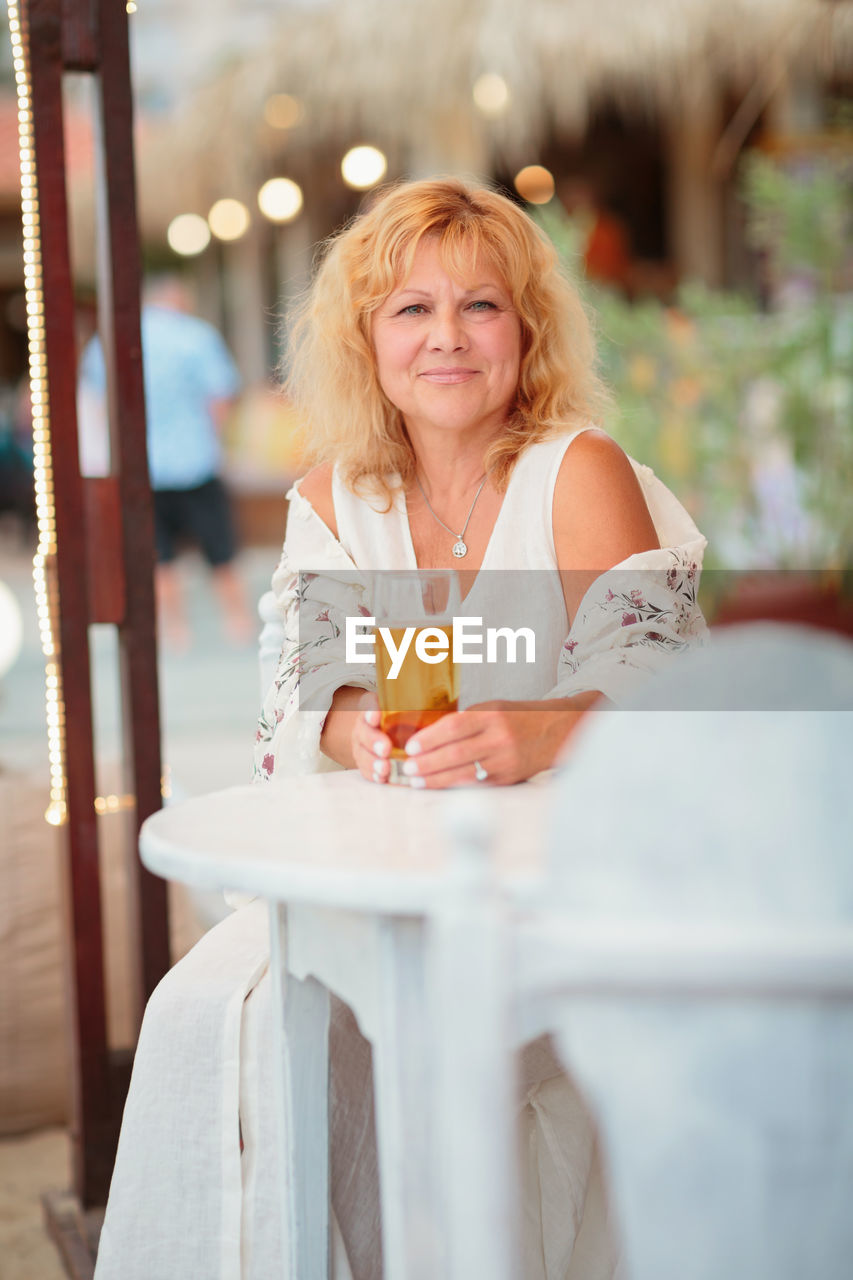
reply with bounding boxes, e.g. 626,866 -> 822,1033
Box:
399,303 -> 427,316
468,299 -> 497,312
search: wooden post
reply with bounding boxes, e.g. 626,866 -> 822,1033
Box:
22,0 -> 170,1209
666,86 -> 725,288
91,0 -> 170,1014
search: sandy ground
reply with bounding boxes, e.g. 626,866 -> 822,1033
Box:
0,1130 -> 69,1280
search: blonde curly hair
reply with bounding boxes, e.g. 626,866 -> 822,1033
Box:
287,176 -> 610,504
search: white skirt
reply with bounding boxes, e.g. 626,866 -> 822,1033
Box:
94,901 -> 620,1280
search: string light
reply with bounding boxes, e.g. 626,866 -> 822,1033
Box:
207,197 -> 251,242
472,73 -> 511,117
167,212 -> 210,256
257,176 -> 303,223
9,0 -> 67,824
514,164 -> 556,205
263,93 -> 304,130
341,145 -> 387,190
94,793 -> 136,815
10,1 -> 157,823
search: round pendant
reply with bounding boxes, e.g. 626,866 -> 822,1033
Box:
452,539 -> 468,558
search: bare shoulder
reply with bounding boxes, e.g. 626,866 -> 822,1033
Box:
553,428 -> 659,571
556,427 -> 635,488
295,463 -> 338,538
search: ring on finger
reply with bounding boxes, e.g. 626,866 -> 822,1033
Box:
474,760 -> 489,783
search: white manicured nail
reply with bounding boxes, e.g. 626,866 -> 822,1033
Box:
405,739 -> 422,756
409,776 -> 426,789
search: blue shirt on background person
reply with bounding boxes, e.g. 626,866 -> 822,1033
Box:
77,278 -> 253,648
79,296 -> 241,491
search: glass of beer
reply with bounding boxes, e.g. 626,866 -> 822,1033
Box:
372,569 -> 461,785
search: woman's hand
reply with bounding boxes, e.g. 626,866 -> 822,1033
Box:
396,694 -> 604,788
320,687 -> 393,778
350,694 -> 394,784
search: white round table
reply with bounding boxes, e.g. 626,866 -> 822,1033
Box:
139,770 -> 554,1280
141,771 -> 551,910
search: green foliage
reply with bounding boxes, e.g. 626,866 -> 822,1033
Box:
741,150 -> 851,289
533,155 -> 853,569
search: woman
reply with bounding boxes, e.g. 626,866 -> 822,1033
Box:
256,179 -> 705,789
97,179 -> 706,1280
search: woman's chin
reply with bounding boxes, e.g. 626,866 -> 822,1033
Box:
405,403 -> 512,440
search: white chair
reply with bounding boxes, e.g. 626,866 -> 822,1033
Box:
434,623 -> 853,1280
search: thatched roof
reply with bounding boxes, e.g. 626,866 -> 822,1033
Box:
137,0 -> 853,231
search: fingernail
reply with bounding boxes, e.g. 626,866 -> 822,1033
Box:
402,759 -> 419,777
405,739 -> 421,756
372,763 -> 384,782
364,709 -> 380,726
373,739 -> 390,758
409,776 -> 426,789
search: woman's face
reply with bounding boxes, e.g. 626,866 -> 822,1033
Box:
371,237 -> 522,443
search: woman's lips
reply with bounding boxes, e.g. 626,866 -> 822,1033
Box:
418,367 -> 479,384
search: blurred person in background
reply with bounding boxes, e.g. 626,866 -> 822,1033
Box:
79,274 -> 253,649
561,178 -> 634,296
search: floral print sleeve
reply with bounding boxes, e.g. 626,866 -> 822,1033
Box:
253,505 -> 376,782
548,547 -> 708,706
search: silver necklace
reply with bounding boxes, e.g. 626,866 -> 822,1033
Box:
415,470 -> 490,559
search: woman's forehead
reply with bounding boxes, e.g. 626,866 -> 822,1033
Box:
392,233 -> 509,290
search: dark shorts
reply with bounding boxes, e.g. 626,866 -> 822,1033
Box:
153,477 -> 237,567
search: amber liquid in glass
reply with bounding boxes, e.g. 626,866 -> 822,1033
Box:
376,624 -> 459,758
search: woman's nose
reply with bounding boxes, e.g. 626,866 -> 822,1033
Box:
427,306 -> 467,351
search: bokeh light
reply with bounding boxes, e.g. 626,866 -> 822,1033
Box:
257,177 -> 304,223
263,93 -> 305,130
341,145 -> 387,190
208,198 -> 251,242
473,73 -> 510,117
514,164 -> 555,204
166,213 -> 211,256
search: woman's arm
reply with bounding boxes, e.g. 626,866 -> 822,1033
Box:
254,464 -> 382,781
320,686 -> 375,768
552,428 -> 659,623
298,466 -> 392,775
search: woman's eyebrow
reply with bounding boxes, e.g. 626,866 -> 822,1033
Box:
391,283 -> 503,298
